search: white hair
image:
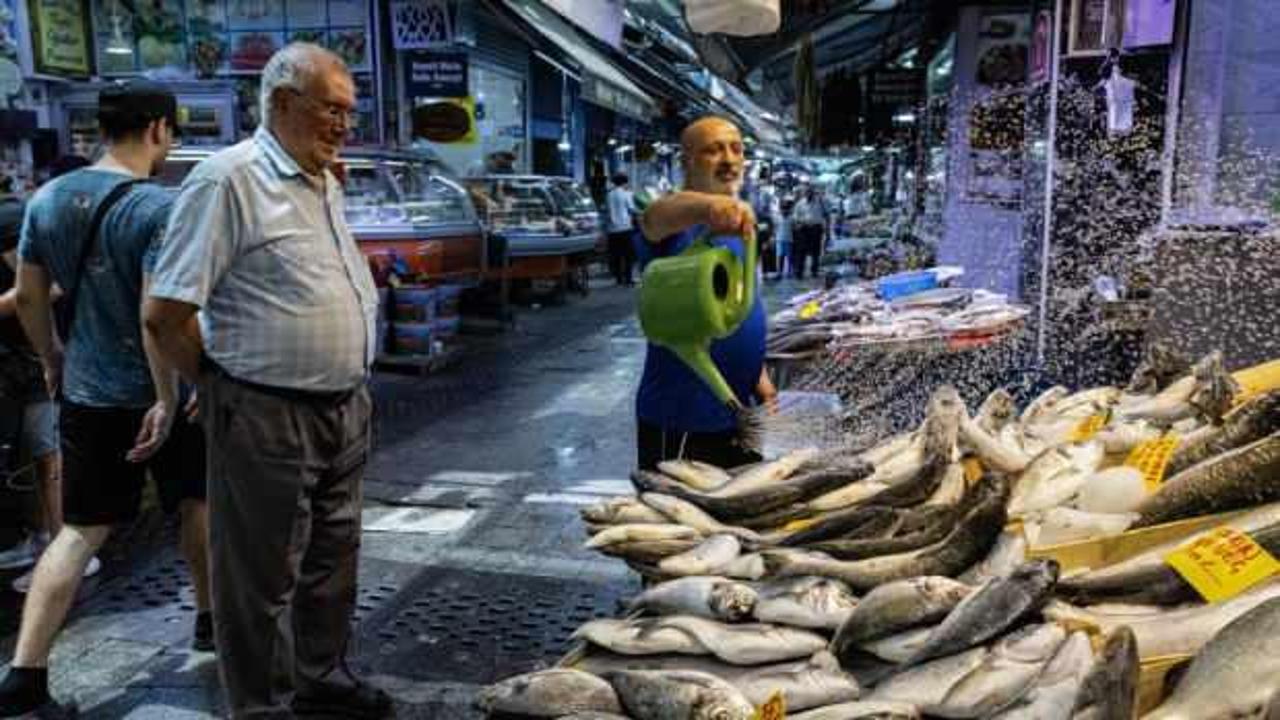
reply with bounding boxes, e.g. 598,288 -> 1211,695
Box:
259,42 -> 346,128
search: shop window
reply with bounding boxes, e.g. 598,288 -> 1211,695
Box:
1068,0 -> 1125,57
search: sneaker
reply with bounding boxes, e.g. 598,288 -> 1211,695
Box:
12,558 -> 100,594
192,612 -> 215,653
0,667 -> 77,719
0,535 -> 44,571
293,678 -> 394,719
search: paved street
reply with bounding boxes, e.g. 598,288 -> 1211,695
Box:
0,277 -> 815,719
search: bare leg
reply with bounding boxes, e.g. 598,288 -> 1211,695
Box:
12,524 -> 111,667
33,452 -> 62,538
179,499 -> 211,613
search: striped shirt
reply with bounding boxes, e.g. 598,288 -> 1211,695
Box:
149,128 -> 378,391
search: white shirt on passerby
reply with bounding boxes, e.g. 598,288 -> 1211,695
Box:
607,186 -> 635,233
149,127 -> 378,392
794,196 -> 828,226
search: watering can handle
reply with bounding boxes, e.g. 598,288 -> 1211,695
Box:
694,225 -> 757,327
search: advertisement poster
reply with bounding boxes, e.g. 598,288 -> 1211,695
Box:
28,0 -> 92,76
285,0 -> 325,26
326,0 -> 364,26
226,0 -> 283,31
974,12 -> 1030,87
134,0 -> 186,70
1124,0 -> 1176,48
228,30 -> 281,70
326,26 -> 366,71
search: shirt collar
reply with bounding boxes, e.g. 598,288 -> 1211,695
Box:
254,127 -> 305,179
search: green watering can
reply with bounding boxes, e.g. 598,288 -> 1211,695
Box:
637,225 -> 758,411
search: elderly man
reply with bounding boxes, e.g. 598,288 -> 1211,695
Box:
142,44 -> 387,719
634,116 -> 777,470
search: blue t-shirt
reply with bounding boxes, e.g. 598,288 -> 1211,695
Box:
18,169 -> 173,408
635,225 -> 767,433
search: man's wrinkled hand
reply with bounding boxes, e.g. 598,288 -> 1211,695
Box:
705,197 -> 755,237
127,401 -> 173,463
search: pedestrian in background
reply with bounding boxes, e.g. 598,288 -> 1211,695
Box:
0,80 -> 212,718
792,185 -> 829,279
606,172 -> 637,286
143,44 -> 389,719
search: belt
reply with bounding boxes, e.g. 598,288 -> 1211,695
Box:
200,356 -> 360,405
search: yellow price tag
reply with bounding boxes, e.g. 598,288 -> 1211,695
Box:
1165,526 -> 1280,603
754,691 -> 786,720
781,517 -> 820,533
1068,412 -> 1110,443
962,457 -> 984,483
1125,434 -> 1181,492
799,301 -> 820,320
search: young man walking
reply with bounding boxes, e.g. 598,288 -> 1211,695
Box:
0,80 -> 213,718
606,172 -> 637,285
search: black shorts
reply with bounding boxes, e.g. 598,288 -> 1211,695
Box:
636,419 -> 763,472
61,401 -> 207,527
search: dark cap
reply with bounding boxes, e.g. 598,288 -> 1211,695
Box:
98,79 -> 179,135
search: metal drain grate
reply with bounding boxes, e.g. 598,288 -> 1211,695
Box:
351,567 -> 634,683
98,556 -> 196,613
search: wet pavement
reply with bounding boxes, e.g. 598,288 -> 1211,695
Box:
0,274 -> 819,719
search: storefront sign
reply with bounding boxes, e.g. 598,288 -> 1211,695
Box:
541,0 -> 624,49
403,50 -> 467,98
581,74 -> 651,122
27,0 -> 92,77
391,0 -> 457,49
412,96 -> 476,144
1124,0 -> 1176,48
869,69 -> 923,109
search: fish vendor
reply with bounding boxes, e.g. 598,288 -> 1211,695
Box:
634,116 -> 777,471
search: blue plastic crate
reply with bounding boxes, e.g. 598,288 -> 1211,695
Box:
877,270 -> 938,300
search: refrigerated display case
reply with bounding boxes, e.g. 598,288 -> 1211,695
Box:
463,175 -> 603,258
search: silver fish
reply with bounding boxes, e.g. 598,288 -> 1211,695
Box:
574,617 -> 709,656
604,670 -> 755,720
632,465 -> 869,523
869,623 -> 1067,718
586,523 -> 701,549
975,388 -> 1018,435
659,535 -> 742,577
958,531 -> 1028,585
1022,386 -> 1070,423
1009,442 -> 1104,516
1166,388 -> 1280,477
1133,431 -> 1280,527
630,576 -> 759,622
659,459 -> 733,491
1141,597 -> 1280,720
831,576 -> 972,661
599,539 -> 701,565
1070,626 -> 1138,720
959,414 -> 1031,474
856,625 -> 936,664
751,576 -> 859,630
476,669 -> 622,717
641,494 -> 763,544
708,447 -> 822,498
990,631 -> 1094,720
723,553 -> 767,580
582,497 -> 674,526
731,651 -> 861,711
789,701 -> 921,720
654,615 -> 829,665
900,559 -> 1059,667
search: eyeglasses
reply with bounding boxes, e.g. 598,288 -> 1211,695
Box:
287,88 -> 359,128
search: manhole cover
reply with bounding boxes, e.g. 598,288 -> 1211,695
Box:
351,567 -> 633,683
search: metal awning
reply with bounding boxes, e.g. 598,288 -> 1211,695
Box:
711,76 -> 786,145
503,0 -> 659,122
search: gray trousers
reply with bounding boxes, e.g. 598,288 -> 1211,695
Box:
202,370 -> 372,718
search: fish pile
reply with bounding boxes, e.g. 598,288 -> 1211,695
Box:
478,352 -> 1280,718
768,284 -> 1030,356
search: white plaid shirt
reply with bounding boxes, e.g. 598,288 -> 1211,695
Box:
149,128 -> 378,391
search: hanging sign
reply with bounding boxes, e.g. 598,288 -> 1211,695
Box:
403,51 -> 467,99
390,0 -> 457,50
412,97 -> 476,145
27,0 -> 92,77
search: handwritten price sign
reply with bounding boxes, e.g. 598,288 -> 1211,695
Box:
754,691 -> 786,720
799,301 -> 820,320
1068,412 -> 1110,443
1165,526 -> 1280,603
1125,434 -> 1181,492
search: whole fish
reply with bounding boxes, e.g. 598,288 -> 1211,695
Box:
958,531 -> 1028,585
1022,386 -> 1070,423
762,474 -> 1008,592
1126,341 -> 1191,395
959,414 -> 1031,474
1046,580 -> 1280,659
859,456 -> 952,509
1166,389 -> 1280,476
632,464 -> 870,523
869,624 -> 1067,719
777,506 -> 903,548
654,615 -> 830,665
731,651 -> 861,711
831,576 -> 972,664
659,535 -> 742,577
900,559 -> 1059,667
575,617 -> 708,656
1141,597 -> 1280,720
599,539 -> 700,565
989,631 -> 1094,720
855,625 -> 936,664
1070,626 -> 1138,720
975,388 -> 1017,435
1117,374 -> 1197,425
924,462 -> 967,506
752,576 -> 859,630
641,494 -> 763,544
1053,387 -> 1123,418
659,459 -> 733,491
605,670 -> 755,720
708,447 -> 822,498
789,702 -> 920,720
582,497 -> 672,526
1057,503 -> 1280,604
585,523 -> 701,549
630,576 -> 758,622
1185,350 -> 1240,424
860,430 -> 919,467
807,508 -> 957,561
476,669 -> 622,717
723,553 -> 766,580
1009,442 -> 1105,516
1132,432 -> 1280,527
1096,422 -> 1161,455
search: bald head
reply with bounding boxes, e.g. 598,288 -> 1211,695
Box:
680,116 -> 745,196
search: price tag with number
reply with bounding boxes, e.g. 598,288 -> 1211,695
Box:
754,691 -> 786,720
1125,434 -> 1181,492
1068,411 -> 1110,443
962,457 -> 984,483
799,301 -> 820,320
1165,526 -> 1280,603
